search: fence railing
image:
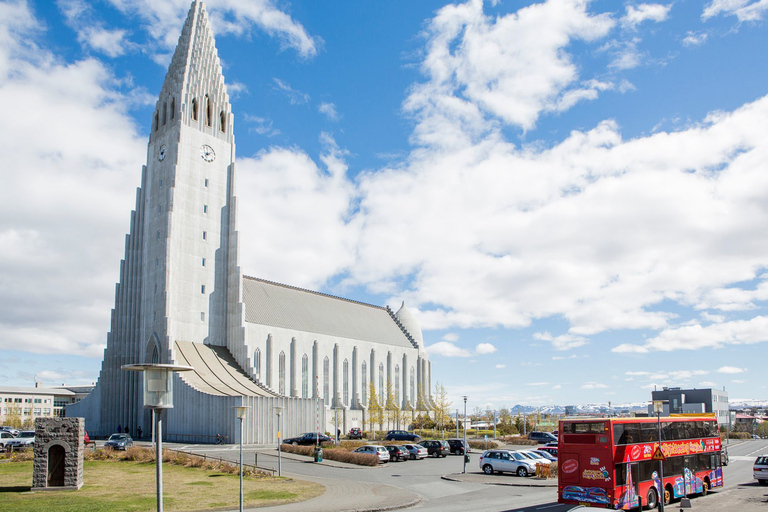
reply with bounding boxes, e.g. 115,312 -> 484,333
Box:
167,447 -> 276,477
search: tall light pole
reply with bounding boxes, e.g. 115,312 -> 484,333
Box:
456,409 -> 459,439
462,396 -> 468,474
122,363 -> 193,512
275,406 -> 282,477
234,406 -> 249,512
653,400 -> 666,512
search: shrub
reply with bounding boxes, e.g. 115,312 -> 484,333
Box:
498,435 -> 537,446
280,443 -> 379,466
468,440 -> 500,450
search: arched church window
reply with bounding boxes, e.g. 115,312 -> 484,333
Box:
162,101 -> 167,126
395,365 -> 400,406
191,98 -> 198,121
361,361 -> 367,406
153,111 -> 159,132
254,348 -> 261,380
410,367 -> 415,404
301,354 -> 309,398
323,357 -> 329,403
278,351 -> 286,395
151,345 -> 159,364
378,363 -> 384,404
220,110 -> 226,133
170,97 -> 175,120
343,359 -> 349,406
205,95 -> 212,127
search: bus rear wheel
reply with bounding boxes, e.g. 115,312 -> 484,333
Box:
645,487 -> 658,510
701,480 -> 709,496
663,487 -> 672,505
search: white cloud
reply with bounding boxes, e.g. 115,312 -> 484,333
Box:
495,364 -> 506,368
526,382 -> 550,387
57,0 -> 135,58
621,4 -> 672,29
273,78 -> 310,105
319,102 -> 340,121
534,331 -> 588,350
425,341 -> 472,357
703,0 -> 768,21
717,366 -> 746,374
243,114 -> 281,137
104,0 -> 319,59
442,333 -> 460,342
582,382 -> 608,389
683,31 -> 708,47
475,342 -> 497,354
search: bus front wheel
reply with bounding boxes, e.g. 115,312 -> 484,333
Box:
645,487 -> 658,510
701,480 -> 709,496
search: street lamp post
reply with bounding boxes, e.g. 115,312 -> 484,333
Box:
122,364 -> 193,512
234,406 -> 249,512
275,406 -> 282,477
462,396 -> 468,474
653,400 -> 666,512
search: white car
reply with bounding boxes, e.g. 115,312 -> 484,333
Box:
8,430 -> 35,448
354,445 -> 390,463
479,449 -> 538,477
754,455 -> 768,485
401,443 -> 428,460
0,431 -> 15,449
518,449 -> 555,465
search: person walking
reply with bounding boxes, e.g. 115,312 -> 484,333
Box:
137,426 -> 142,440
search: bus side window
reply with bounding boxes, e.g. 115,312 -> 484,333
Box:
615,463 -> 626,485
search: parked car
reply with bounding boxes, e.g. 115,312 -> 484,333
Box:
348,427 -> 363,440
478,449 -> 537,477
754,455 -> 768,485
353,445 -> 390,463
421,440 -> 450,457
385,445 -> 410,462
283,432 -> 333,445
446,438 -> 470,455
0,431 -> 15,449
8,431 -> 35,448
0,426 -> 19,437
528,431 -> 557,444
401,443 -> 428,460
518,449 -> 554,465
384,430 -> 420,442
105,433 -> 134,450
537,446 -> 558,458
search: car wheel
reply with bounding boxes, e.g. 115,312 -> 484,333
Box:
483,464 -> 494,475
759,480 -> 767,486
442,454 -> 447,458
646,487 -> 658,509
517,466 -> 528,477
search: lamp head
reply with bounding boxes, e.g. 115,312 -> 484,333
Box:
234,405 -> 249,419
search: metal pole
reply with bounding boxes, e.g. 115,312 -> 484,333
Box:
334,408 -> 338,445
155,408 -> 163,512
462,396 -> 467,474
456,409 -> 459,439
239,416 -> 243,512
277,411 -> 282,477
657,411 -> 665,512
493,411 -> 497,440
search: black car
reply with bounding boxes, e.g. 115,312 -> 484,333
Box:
421,440 -> 450,457
348,427 -> 363,439
384,430 -> 420,442
385,445 -> 410,462
528,431 -> 557,444
446,438 -> 470,454
283,432 -> 333,445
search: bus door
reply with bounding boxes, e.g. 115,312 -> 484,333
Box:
683,455 -> 697,495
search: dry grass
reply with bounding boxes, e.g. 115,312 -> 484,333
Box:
279,443 -> 379,466
497,436 -> 538,446
0,456 -> 323,512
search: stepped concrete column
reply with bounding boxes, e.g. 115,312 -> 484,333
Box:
312,341 -> 318,399
266,334 -> 273,388
290,338 -> 297,397
402,354 -> 408,409
333,344 -> 340,408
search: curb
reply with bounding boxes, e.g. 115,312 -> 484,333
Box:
335,496 -> 423,512
441,473 -> 557,488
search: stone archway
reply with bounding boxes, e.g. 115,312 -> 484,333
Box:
47,444 -> 66,486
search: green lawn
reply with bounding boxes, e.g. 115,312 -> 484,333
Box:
0,460 -> 323,512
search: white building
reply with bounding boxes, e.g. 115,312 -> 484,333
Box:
68,0 -> 432,443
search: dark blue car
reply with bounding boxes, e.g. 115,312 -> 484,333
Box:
384,430 -> 420,442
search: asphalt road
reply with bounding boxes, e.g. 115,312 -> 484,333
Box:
170,438 -> 768,512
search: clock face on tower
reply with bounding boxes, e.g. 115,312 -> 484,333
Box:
201,145 -> 215,162
158,145 -> 167,161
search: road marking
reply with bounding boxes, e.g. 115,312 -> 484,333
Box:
534,505 -> 560,509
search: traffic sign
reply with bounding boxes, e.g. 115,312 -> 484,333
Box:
651,446 -> 666,461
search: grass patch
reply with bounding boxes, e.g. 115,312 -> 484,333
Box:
0,458 -> 323,512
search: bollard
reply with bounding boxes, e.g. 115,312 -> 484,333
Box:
254,453 -> 258,467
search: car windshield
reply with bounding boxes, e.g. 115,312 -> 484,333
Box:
19,432 -> 34,438
108,434 -> 125,441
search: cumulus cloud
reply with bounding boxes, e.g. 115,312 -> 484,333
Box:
425,341 -> 472,357
621,3 -> 672,29
58,0 -> 136,57
475,342 -> 497,354
683,31 -> 708,46
319,102 -> 340,121
717,366 -> 746,374
582,382 -> 608,389
534,331 -> 588,351
495,364 -> 506,368
702,0 -> 768,21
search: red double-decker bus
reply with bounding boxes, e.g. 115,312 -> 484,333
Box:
558,416 -> 724,509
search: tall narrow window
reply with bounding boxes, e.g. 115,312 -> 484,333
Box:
343,359 -> 349,406
162,101 -> 167,126
202,231 -> 207,240
410,368 -> 415,404
395,365 -> 400,406
378,363 -> 384,404
323,357 -> 330,403
203,205 -> 208,213
361,361 -> 367,405
201,285 -> 205,294
202,258 -> 206,267
170,97 -> 175,120
278,351 -> 286,395
191,98 -> 198,121
205,95 -> 212,127
301,354 -> 309,398
151,345 -> 159,364
220,111 -> 226,133
153,111 -> 159,131
254,348 -> 261,380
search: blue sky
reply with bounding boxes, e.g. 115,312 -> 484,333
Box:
1,0 -> 768,412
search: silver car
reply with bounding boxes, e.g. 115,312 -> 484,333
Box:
353,445 -> 390,463
401,443 -> 428,460
8,430 -> 35,448
754,455 -> 768,484
105,433 -> 134,450
479,449 -> 538,477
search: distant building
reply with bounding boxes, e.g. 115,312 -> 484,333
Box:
0,384 -> 91,425
649,387 -> 729,426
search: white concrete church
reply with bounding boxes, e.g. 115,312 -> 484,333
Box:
68,0 -> 433,444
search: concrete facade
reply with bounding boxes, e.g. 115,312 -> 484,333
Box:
650,387 -> 730,426
67,0 -> 431,442
32,417 -> 84,491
